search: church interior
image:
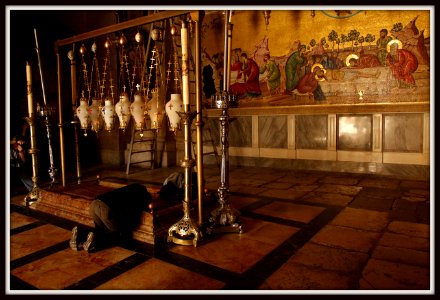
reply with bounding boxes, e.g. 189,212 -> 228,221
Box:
7,7 -> 432,295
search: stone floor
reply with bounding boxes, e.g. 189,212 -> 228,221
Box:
7,163 -> 432,295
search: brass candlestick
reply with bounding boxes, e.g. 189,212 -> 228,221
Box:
24,61 -> 40,205
167,108 -> 201,247
167,20 -> 201,247
207,11 -> 241,234
24,115 -> 40,205
34,29 -> 58,188
207,92 -> 241,234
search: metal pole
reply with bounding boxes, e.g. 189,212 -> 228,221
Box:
222,11 -> 229,92
56,49 -> 66,187
34,28 -> 58,187
190,10 -> 205,226
55,11 -> 190,47
68,46 -> 82,184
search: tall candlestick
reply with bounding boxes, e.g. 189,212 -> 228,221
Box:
24,60 -> 40,205
26,61 -> 34,116
181,21 -> 189,107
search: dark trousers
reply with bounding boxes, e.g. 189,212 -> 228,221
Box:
89,199 -> 123,246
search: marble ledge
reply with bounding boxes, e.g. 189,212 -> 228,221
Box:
205,102 -> 430,116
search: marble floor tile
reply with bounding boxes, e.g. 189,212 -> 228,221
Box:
170,218 -> 298,274
10,212 -> 38,229
287,184 -> 319,193
228,195 -> 260,210
96,258 -> 225,290
11,247 -> 135,290
301,191 -> 353,206
10,224 -> 71,261
288,242 -> 369,274
358,178 -> 400,190
360,258 -> 430,290
259,189 -> 306,200
371,245 -> 430,268
321,175 -> 361,185
311,225 -> 381,253
229,185 -> 267,195
377,232 -> 429,252
261,262 -> 356,290
253,202 -> 325,223
387,221 -> 429,238
315,184 -> 363,196
329,207 -> 390,232
222,216 -> 300,246
260,182 -> 293,190
274,174 -> 322,185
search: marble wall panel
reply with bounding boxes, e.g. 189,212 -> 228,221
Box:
296,115 -> 328,150
229,116 -> 253,148
205,118 -> 220,145
383,113 -> 423,153
258,116 -> 288,149
337,115 -> 372,151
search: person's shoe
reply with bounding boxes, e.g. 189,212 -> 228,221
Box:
83,232 -> 96,253
69,226 -> 81,251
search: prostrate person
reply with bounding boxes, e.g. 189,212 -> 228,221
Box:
70,183 -> 152,252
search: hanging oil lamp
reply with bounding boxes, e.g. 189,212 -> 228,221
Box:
76,91 -> 90,135
115,87 -> 131,132
145,45 -> 165,130
101,37 -> 116,131
102,96 -> 116,131
130,30 -> 147,133
146,87 -> 162,130
115,33 -> 131,132
165,25 -> 183,132
76,43 -> 90,135
88,41 -> 104,133
130,84 -> 146,132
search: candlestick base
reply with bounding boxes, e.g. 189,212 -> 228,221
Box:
207,204 -> 242,234
168,216 -> 200,247
24,186 -> 40,206
206,186 -> 242,234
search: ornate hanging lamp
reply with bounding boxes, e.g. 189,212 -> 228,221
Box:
115,33 -> 131,132
101,36 -> 116,131
88,41 -> 104,133
165,25 -> 184,132
75,43 -> 91,136
145,45 -> 165,130
130,30 -> 147,133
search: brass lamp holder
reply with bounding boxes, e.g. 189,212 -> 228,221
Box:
207,91 -> 242,234
24,115 -> 41,206
37,104 -> 58,187
167,108 -> 201,247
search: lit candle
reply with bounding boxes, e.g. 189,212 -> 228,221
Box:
26,61 -> 34,116
181,22 -> 189,107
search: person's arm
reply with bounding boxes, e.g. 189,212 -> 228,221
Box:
13,140 -> 26,163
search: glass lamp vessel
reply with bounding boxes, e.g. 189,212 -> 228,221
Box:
101,97 -> 115,131
88,98 -> 103,132
115,92 -> 131,131
165,93 -> 183,131
130,92 -> 146,131
76,95 -> 90,134
146,88 -> 164,130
